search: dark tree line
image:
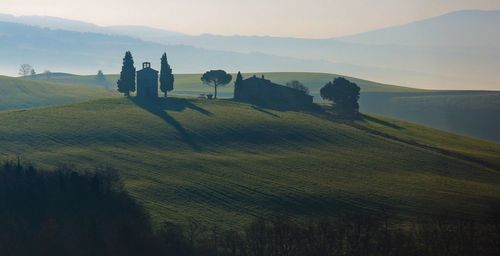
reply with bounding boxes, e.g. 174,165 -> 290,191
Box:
0,161 -> 161,256
155,213 -> 500,256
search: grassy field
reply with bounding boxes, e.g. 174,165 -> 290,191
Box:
0,75 -> 117,111
25,72 -> 500,142
0,97 -> 499,228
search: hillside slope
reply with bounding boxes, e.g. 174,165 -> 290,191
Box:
362,91 -> 500,142
0,76 -> 116,111
0,98 -> 499,227
29,72 -> 500,142
29,72 -> 420,94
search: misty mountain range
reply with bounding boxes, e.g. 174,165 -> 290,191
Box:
1,10 -> 499,90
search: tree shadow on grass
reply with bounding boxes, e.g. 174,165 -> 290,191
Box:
151,97 -> 214,116
361,114 -> 403,130
251,105 -> 280,118
131,97 -> 213,151
306,104 -> 402,129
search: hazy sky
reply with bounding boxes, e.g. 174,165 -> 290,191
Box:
1,0 -> 499,38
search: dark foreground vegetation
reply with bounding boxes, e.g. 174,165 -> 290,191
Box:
0,161 -> 157,256
1,161 -> 499,256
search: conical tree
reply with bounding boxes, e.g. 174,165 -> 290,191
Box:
117,51 -> 136,97
234,71 -> 243,99
160,53 -> 174,98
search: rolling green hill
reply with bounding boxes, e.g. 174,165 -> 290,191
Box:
27,72 -> 500,142
0,75 -> 117,111
0,97 -> 499,228
29,72 -> 422,95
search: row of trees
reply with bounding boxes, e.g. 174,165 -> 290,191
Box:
117,51 -> 174,97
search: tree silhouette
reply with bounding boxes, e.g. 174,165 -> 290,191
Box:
160,53 -> 175,98
117,51 -> 136,97
201,70 -> 232,99
96,70 -> 106,82
96,70 -> 110,88
320,77 -> 360,116
286,80 -> 309,94
234,71 -> 243,99
18,64 -> 33,77
30,69 -> 37,77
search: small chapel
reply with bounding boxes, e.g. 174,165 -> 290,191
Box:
136,62 -> 158,98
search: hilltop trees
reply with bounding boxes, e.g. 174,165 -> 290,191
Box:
320,77 -> 360,116
286,80 -> 309,94
18,64 -> 33,77
201,70 -> 232,99
160,53 -> 175,98
117,51 -> 136,97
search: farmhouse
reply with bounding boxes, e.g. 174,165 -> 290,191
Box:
137,62 -> 158,98
234,75 -> 313,108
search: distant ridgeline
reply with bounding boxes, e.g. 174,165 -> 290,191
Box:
234,75 -> 314,108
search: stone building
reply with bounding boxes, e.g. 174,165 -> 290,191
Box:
137,62 -> 158,98
234,75 -> 313,108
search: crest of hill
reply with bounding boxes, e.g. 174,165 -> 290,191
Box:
0,75 -> 117,111
26,72 -> 423,93
1,97 -> 499,227
18,72 -> 500,142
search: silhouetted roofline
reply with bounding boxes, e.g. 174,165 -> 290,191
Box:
242,76 -> 312,98
137,67 -> 159,73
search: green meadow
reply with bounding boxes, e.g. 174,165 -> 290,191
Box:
22,72 -> 500,142
1,97 -> 499,228
0,75 -> 116,111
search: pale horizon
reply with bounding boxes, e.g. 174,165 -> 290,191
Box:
1,0 -> 499,38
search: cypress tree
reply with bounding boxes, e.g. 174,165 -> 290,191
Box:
234,71 -> 243,99
160,53 -> 175,98
117,51 -> 136,97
